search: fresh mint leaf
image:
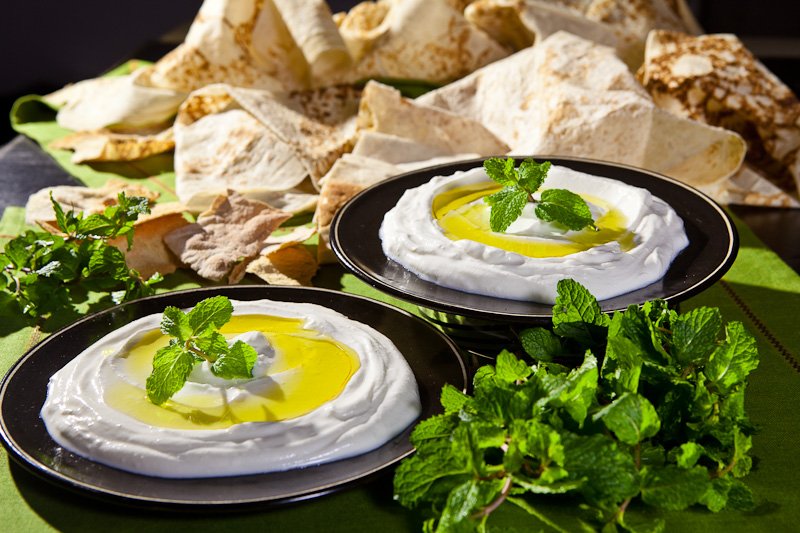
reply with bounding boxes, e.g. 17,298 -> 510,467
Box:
552,278 -> 610,346
602,333 -> 644,395
672,307 -> 722,366
517,159 -> 550,192
160,306 -> 192,342
192,330 -> 230,361
483,157 -> 517,186
519,327 -> 562,362
724,478 -> 756,511
211,340 -> 258,379
486,186 -> 527,232
85,246 -> 128,281
562,432 -> 639,504
146,343 -> 196,405
411,414 -> 457,445
438,479 -> 504,532
699,477 -> 731,512
495,350 -> 532,383
50,193 -> 69,233
187,295 -> 234,334
535,189 -> 595,231
441,384 -> 470,414
731,429 -> 753,478
593,392 -> 661,446
393,446 -> 471,509
640,465 -> 709,511
704,321 -> 759,393
535,352 -> 598,425
76,215 -> 117,239
670,442 -> 704,469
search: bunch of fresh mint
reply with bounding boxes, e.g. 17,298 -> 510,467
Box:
146,295 -> 258,405
0,193 -> 162,318
483,157 -> 595,233
394,279 -> 759,532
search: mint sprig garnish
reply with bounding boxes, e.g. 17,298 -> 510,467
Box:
483,157 -> 596,232
394,279 -> 759,532
0,193 -> 162,318
145,296 -> 258,405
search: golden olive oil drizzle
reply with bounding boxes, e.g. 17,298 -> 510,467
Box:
104,315 -> 360,430
432,182 -> 635,258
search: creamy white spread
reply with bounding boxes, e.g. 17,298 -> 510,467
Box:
40,299 -> 421,478
380,165 -> 689,303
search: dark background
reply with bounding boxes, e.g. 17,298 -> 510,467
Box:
1,0 -> 798,145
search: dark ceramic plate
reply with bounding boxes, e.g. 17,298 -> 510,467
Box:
0,286 -> 467,509
331,156 -> 738,323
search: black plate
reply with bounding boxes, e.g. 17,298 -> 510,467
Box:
331,156 -> 738,322
0,286 -> 467,509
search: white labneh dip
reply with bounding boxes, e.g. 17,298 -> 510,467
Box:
379,165 -> 689,303
40,299 -> 421,478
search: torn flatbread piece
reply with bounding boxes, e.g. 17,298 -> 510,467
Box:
273,0 -> 351,79
315,153 -> 399,263
174,84 -> 359,211
464,0 -> 700,69
464,0 -> 642,68
357,81 -> 508,155
333,0 -> 509,84
109,202 -> 190,278
419,32 -> 746,201
164,191 -> 291,283
147,0 -> 307,93
45,70 -> 185,133
639,30 -> 800,200
50,128 -> 174,164
25,180 -> 159,226
246,244 -> 318,286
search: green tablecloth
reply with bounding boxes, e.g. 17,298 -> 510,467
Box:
4,85 -> 800,531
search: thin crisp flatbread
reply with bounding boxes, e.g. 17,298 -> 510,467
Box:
333,0 -> 509,84
640,30 -> 800,201
164,191 -> 291,283
50,128 -> 174,164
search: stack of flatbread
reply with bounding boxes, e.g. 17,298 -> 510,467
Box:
27,0 -> 800,283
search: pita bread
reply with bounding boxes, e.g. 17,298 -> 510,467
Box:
146,0 -> 307,93
465,0 -> 643,68
333,0 -> 509,83
315,153 -> 400,263
352,131 -> 470,164
639,30 -> 800,201
247,243 -> 318,286
357,81 -> 508,155
419,32 -> 746,200
465,0 -> 700,69
164,191 -> 291,283
45,70 -> 185,133
174,84 -> 360,211
273,0 -> 351,79
25,180 -> 159,226
50,128 -> 174,164
711,164 -> 800,208
109,202 -> 190,278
